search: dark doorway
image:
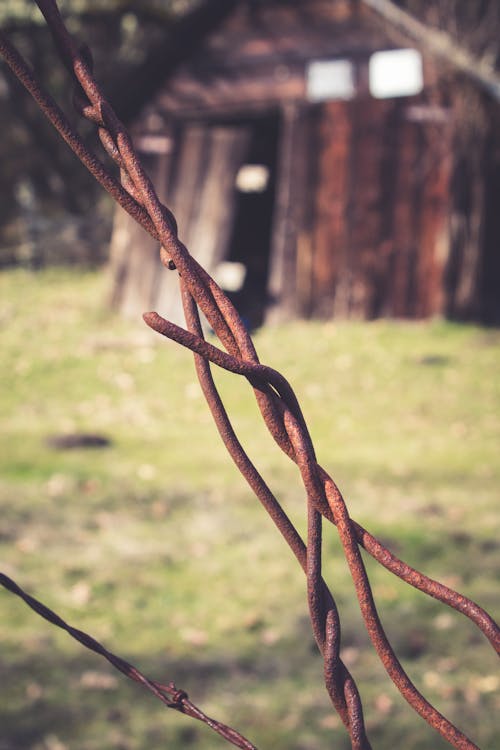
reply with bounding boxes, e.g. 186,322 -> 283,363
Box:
225,114 -> 280,329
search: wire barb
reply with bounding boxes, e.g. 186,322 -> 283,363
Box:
0,2 -> 498,748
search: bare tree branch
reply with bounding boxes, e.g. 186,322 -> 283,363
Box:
362,0 -> 500,100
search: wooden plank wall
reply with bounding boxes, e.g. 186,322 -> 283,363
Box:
309,98 -> 453,319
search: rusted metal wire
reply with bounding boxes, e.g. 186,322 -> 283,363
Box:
0,572 -> 256,750
0,2 -> 499,748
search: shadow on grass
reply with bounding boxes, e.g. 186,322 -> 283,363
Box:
0,639 -> 330,750
0,650 -> 237,750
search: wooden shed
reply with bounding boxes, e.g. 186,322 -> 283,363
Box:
108,0 -> 500,327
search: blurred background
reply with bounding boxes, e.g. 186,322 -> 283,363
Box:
1,1 -> 499,749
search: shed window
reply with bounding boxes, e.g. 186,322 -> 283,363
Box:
306,59 -> 355,102
369,49 -> 423,99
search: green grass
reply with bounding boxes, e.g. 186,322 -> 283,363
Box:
0,268 -> 499,750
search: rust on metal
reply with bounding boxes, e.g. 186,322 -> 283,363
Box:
0,2 -> 499,748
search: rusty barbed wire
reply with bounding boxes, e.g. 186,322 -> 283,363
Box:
0,2 -> 499,749
0,572 -> 256,750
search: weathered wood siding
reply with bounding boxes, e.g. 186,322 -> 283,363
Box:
308,98 -> 452,319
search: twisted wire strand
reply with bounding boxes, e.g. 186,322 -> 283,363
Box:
0,2 -> 498,749
179,282 -> 369,741
144,311 -> 499,651
143,310 -> 489,750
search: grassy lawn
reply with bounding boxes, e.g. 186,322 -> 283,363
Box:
0,268 -> 499,750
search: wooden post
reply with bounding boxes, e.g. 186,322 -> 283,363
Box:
266,102 -> 310,323
311,100 -> 351,319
